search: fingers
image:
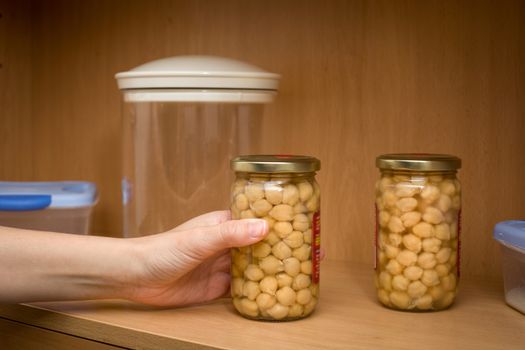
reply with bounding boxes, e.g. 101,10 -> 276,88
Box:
178,219 -> 269,260
173,210 -> 231,232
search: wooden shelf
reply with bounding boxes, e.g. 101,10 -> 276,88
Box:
0,261 -> 523,349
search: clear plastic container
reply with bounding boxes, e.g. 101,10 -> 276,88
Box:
230,155 -> 321,321
115,56 -> 279,237
494,220 -> 525,315
0,182 -> 98,234
375,154 -> 462,311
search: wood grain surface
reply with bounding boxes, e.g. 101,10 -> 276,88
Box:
0,261 -> 524,350
0,0 -> 524,279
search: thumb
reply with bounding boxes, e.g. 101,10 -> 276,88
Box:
180,219 -> 269,259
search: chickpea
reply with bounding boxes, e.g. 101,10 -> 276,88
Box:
256,293 -> 277,310
301,260 -> 312,275
303,229 -> 312,244
303,298 -> 317,316
283,257 -> 301,277
288,303 -> 304,318
392,275 -> 409,291
259,255 -> 284,275
388,233 -> 403,247
262,216 -> 276,230
310,284 -> 319,297
243,281 -> 261,300
265,184 -> 283,205
276,272 -> 293,288
276,286 -> 296,306
284,231 -> 304,249
232,179 -> 247,197
305,195 -> 319,212
437,194 -> 452,213
435,223 -> 451,241
245,183 -> 265,202
382,190 -> 398,208
259,276 -> 278,295
379,271 -> 392,291
232,278 -> 244,297
240,209 -> 256,219
264,231 -> 280,246
418,252 -> 437,269
269,204 -> 294,221
298,181 -> 314,202
378,289 -> 391,305
435,264 -> 450,277
401,211 -> 421,228
267,303 -> 289,320
436,247 -> 451,264
245,264 -> 265,282
395,182 -> 418,198
233,251 -> 249,270
292,273 -> 311,290
441,273 -> 457,291
388,216 -> 405,233
412,222 -> 434,238
293,213 -> 310,231
292,244 -> 311,261
378,176 -> 393,192
403,265 -> 423,281
292,203 -> 307,215
252,199 -> 273,217
240,298 -> 259,317
235,193 -> 249,210
407,281 -> 427,299
296,288 -> 313,305
396,250 -> 418,267
282,184 -> 299,206
385,244 -> 400,259
233,297 -> 243,314
435,292 -> 455,309
422,238 -> 442,253
274,221 -> 293,238
415,294 -> 433,310
420,185 -> 440,203
396,197 -> 418,212
378,211 -> 390,228
386,259 -> 404,275
272,241 -> 292,260
421,269 -> 440,287
402,234 -> 422,253
440,180 -> 456,196
423,207 -> 444,225
429,285 -> 445,300
390,291 -> 411,309
252,242 -> 272,258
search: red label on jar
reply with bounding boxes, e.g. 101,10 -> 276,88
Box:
312,211 -> 321,284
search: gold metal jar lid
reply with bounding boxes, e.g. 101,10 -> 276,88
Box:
231,155 -> 321,173
376,153 -> 461,171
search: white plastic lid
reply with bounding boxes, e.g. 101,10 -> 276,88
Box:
115,55 -> 279,103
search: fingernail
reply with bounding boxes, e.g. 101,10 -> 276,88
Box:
249,221 -> 267,239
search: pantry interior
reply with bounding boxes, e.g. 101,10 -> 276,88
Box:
0,0 -> 524,348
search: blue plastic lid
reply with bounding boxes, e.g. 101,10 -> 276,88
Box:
0,182 -> 98,211
494,220 -> 525,251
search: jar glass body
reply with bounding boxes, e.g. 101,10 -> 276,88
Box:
230,172 -> 321,321
375,170 -> 461,311
121,95 -> 264,237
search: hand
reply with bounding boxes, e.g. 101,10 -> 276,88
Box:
126,211 -> 269,307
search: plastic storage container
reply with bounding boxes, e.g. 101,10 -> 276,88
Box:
0,182 -> 97,234
375,154 -> 462,311
115,56 -> 280,237
230,155 -> 321,321
493,220 -> 525,314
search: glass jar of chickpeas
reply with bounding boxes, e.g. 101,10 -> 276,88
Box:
230,155 -> 321,321
375,154 -> 461,311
